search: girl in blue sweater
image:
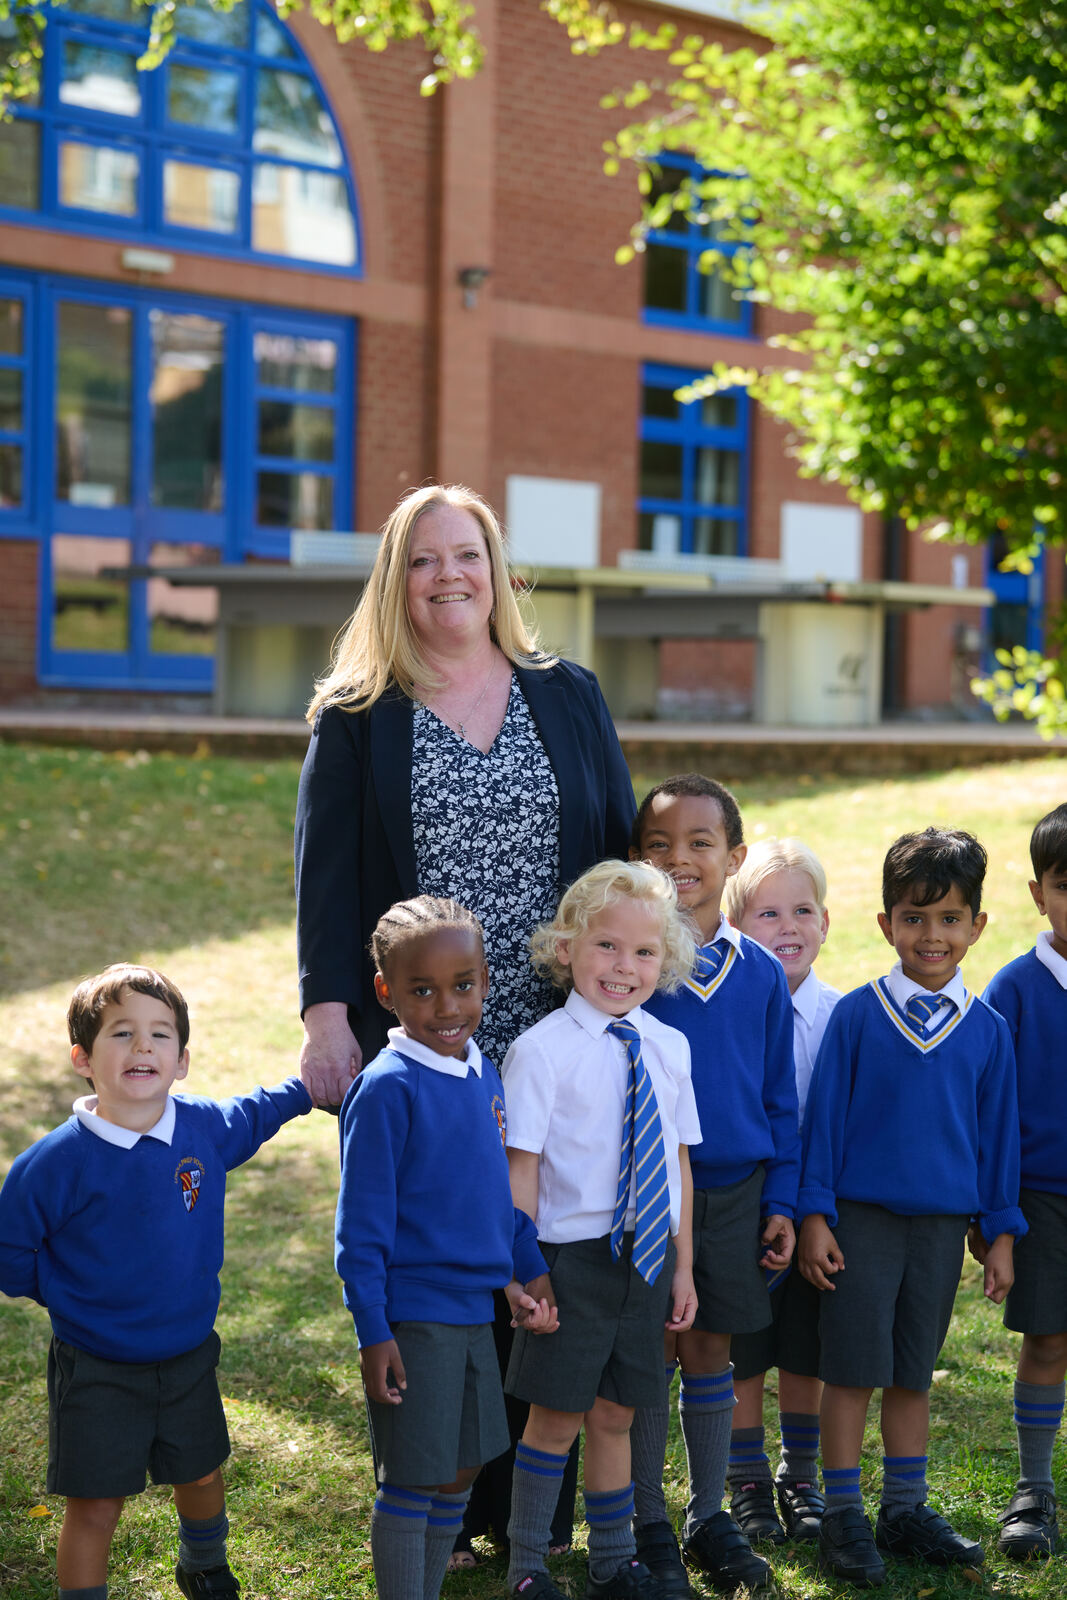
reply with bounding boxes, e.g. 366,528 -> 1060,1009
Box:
334,896 -> 557,1600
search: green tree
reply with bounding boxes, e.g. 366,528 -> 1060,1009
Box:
0,0 -> 482,104
548,0 -> 1067,727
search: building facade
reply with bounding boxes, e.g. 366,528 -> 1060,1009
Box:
0,0 -> 1052,718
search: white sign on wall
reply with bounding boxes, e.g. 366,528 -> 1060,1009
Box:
506,476 -> 601,568
780,502 -> 862,583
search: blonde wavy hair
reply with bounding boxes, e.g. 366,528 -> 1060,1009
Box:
724,837 -> 828,924
307,484 -> 553,720
530,861 -> 698,995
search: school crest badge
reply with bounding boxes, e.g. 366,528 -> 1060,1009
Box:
490,1094 -> 507,1149
174,1155 -> 206,1213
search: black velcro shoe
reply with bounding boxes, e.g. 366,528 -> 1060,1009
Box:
585,1558 -> 659,1600
776,1477 -> 826,1542
175,1564 -> 241,1598
634,1520 -> 692,1600
514,1572 -> 571,1600
818,1505 -> 886,1588
997,1486 -> 1060,1560
682,1511 -> 775,1594
730,1480 -> 786,1545
874,1503 -> 984,1568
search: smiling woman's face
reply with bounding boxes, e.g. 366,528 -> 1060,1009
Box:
405,504 -> 494,653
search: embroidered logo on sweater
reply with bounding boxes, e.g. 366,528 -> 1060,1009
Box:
490,1094 -> 507,1149
870,977 -> 973,1054
174,1155 -> 205,1212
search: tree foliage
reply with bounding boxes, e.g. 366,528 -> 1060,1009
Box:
0,0 -> 482,104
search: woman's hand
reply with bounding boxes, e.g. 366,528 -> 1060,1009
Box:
300,1002 -> 362,1108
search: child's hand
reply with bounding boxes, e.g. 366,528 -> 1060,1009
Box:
982,1232 -> 1015,1305
360,1338 -> 406,1405
760,1214 -> 796,1270
799,1214 -> 845,1290
966,1222 -> 989,1265
665,1267 -> 697,1333
507,1273 -> 559,1334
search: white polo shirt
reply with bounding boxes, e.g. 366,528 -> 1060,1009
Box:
501,988 -> 702,1245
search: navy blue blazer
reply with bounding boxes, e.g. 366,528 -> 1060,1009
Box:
294,658 -> 636,1062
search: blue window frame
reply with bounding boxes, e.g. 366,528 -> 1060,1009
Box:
985,536 -> 1045,667
0,0 -> 361,273
638,363 -> 749,558
0,280 -> 33,531
643,154 -> 752,337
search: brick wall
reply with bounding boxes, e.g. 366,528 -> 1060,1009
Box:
0,540 -> 38,702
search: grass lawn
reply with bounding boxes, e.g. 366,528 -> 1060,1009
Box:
2,741 -> 1067,1598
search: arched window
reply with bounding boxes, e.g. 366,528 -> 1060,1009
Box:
0,0 -> 360,270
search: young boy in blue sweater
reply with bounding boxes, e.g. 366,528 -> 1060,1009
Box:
627,775 -> 799,1599
502,861 -> 701,1600
983,801 -> 1067,1560
334,896 -> 557,1600
799,827 -> 1025,1587
0,962 -> 314,1600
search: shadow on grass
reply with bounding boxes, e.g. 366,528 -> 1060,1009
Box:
0,1051 -> 88,1168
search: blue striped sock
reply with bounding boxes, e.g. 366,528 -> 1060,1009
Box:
177,1508 -> 229,1573
372,1487 -> 432,1600
508,1441 -> 569,1589
585,1483 -> 637,1582
728,1425 -> 772,1487
779,1411 -> 820,1484
823,1466 -> 863,1509
424,1489 -> 471,1600
679,1367 -> 735,1532
632,1363 -> 680,1528
880,1455 -> 927,1513
1015,1379 -> 1064,1494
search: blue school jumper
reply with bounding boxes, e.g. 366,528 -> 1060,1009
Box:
984,947 -> 1067,1196
335,1043 -> 546,1349
798,979 -> 1025,1242
0,1080 -> 313,1362
645,928 -> 800,1217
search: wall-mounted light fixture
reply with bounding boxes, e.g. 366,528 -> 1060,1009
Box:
457,265 -> 491,309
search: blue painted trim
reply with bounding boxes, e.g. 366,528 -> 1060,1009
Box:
638,361 -> 750,557
0,271 -> 34,529
983,540 -> 1045,664
642,152 -> 754,338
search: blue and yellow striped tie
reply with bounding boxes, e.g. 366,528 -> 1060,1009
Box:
607,1018 -> 671,1285
699,938 -> 728,979
904,992 -> 953,1037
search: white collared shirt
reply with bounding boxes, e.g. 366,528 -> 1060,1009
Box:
706,912 -> 745,957
1035,930 -> 1067,991
386,1027 -> 483,1078
72,1094 -> 176,1148
884,959 -> 969,1032
790,969 -> 842,1128
502,988 -> 702,1244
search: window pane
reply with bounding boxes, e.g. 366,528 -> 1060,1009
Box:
694,447 -> 740,507
150,311 -> 225,512
51,534 -> 131,654
644,242 -> 687,314
64,0 -> 138,21
642,384 -> 679,422
0,443 -> 22,508
56,302 -> 132,505
257,470 -> 333,529
59,141 -> 139,215
148,542 -> 219,656
252,164 -> 355,264
989,602 -> 1030,656
254,69 -> 342,166
254,331 -> 337,394
168,62 -> 240,133
258,400 -> 334,462
60,42 -> 141,117
639,509 -> 682,555
701,393 -> 738,430
255,10 -> 296,58
0,120 -> 40,209
176,1 -> 248,47
696,266 -> 743,324
163,160 -> 240,233
693,517 -> 739,557
0,368 -> 22,432
640,439 -> 684,502
0,300 -> 22,358
647,166 -> 688,235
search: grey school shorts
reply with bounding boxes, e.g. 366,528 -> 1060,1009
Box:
730,1266 -> 822,1383
367,1321 -> 509,1486
1005,1189 -> 1067,1335
817,1201 -> 967,1391
47,1330 -> 230,1498
692,1166 -> 773,1335
506,1233 -> 676,1413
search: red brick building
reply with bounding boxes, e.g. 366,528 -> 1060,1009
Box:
0,0 -> 1052,719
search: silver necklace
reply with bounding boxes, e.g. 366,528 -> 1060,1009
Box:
432,657 -> 497,741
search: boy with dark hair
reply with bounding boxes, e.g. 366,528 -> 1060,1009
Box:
629,775 -> 799,1597
799,828 -> 1025,1587
0,963 -> 314,1600
983,802 -> 1067,1559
